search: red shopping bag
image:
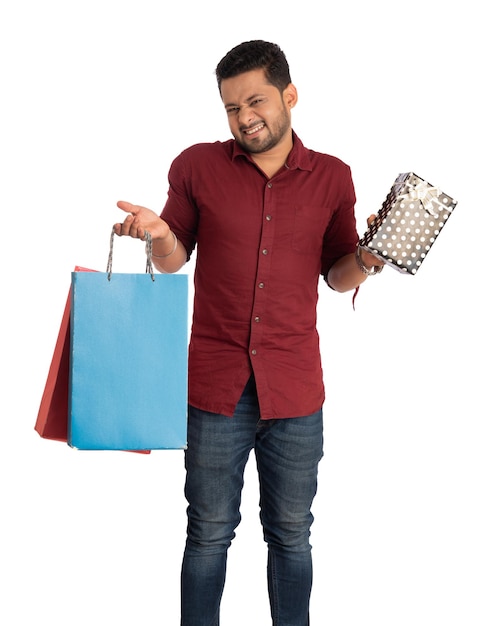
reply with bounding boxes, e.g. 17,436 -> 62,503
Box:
35,267 -> 92,442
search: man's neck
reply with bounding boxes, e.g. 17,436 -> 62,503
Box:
250,134 -> 293,179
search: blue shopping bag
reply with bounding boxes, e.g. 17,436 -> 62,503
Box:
68,230 -> 188,451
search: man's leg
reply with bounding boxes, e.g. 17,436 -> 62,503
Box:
255,410 -> 324,626
180,378 -> 260,626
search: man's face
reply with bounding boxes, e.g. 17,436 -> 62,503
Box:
220,68 -> 295,154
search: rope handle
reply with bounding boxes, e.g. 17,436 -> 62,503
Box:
106,227 -> 155,282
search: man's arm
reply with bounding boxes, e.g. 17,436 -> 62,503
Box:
326,247 -> 383,293
326,214 -> 384,293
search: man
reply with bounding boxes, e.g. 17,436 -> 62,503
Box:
114,40 -> 383,626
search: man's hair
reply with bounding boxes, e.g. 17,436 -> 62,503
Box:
215,40 -> 292,93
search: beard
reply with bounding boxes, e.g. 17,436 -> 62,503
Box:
234,103 -> 291,154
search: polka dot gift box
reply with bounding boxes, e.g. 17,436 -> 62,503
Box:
359,172 -> 458,274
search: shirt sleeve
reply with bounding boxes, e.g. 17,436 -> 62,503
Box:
320,164 -> 359,278
160,150 -> 199,261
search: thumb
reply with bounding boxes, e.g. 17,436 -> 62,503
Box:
366,213 -> 377,227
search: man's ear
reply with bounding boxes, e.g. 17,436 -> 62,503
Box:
284,83 -> 298,109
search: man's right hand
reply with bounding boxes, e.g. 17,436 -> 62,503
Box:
114,200 -> 170,241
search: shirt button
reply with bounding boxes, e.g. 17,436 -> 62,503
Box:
258,282 -> 265,289
262,249 -> 268,255
251,349 -> 257,356
267,182 -> 273,189
266,215 -> 272,221
254,316 -> 260,323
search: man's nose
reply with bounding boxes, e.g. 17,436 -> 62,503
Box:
238,106 -> 255,127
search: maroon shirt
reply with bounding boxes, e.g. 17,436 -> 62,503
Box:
161,132 -> 358,419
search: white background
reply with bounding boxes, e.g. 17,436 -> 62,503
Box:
1,1 -> 476,624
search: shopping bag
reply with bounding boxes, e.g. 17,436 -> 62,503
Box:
68,230 -> 188,450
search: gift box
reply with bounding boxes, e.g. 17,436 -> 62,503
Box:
359,172 -> 457,274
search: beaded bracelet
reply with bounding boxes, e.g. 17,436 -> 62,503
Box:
151,231 -> 178,259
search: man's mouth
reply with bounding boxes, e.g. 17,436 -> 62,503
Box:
244,123 -> 265,136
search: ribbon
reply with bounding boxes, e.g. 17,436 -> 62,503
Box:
398,180 -> 442,218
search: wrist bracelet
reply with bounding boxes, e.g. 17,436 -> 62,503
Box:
151,231 -> 178,259
355,245 -> 383,276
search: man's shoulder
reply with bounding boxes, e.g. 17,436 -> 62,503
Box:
168,139 -> 236,181
306,147 -> 350,171
177,139 -> 234,161
292,133 -> 351,173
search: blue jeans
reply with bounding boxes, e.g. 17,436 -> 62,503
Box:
181,376 -> 324,625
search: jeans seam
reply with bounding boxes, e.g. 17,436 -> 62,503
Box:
269,550 -> 280,624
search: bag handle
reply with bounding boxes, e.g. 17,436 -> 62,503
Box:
107,227 -> 155,282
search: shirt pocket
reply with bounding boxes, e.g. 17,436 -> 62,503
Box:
291,205 -> 330,254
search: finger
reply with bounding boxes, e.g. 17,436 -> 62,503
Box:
112,214 -> 134,237
123,215 -> 146,240
117,200 -> 139,215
